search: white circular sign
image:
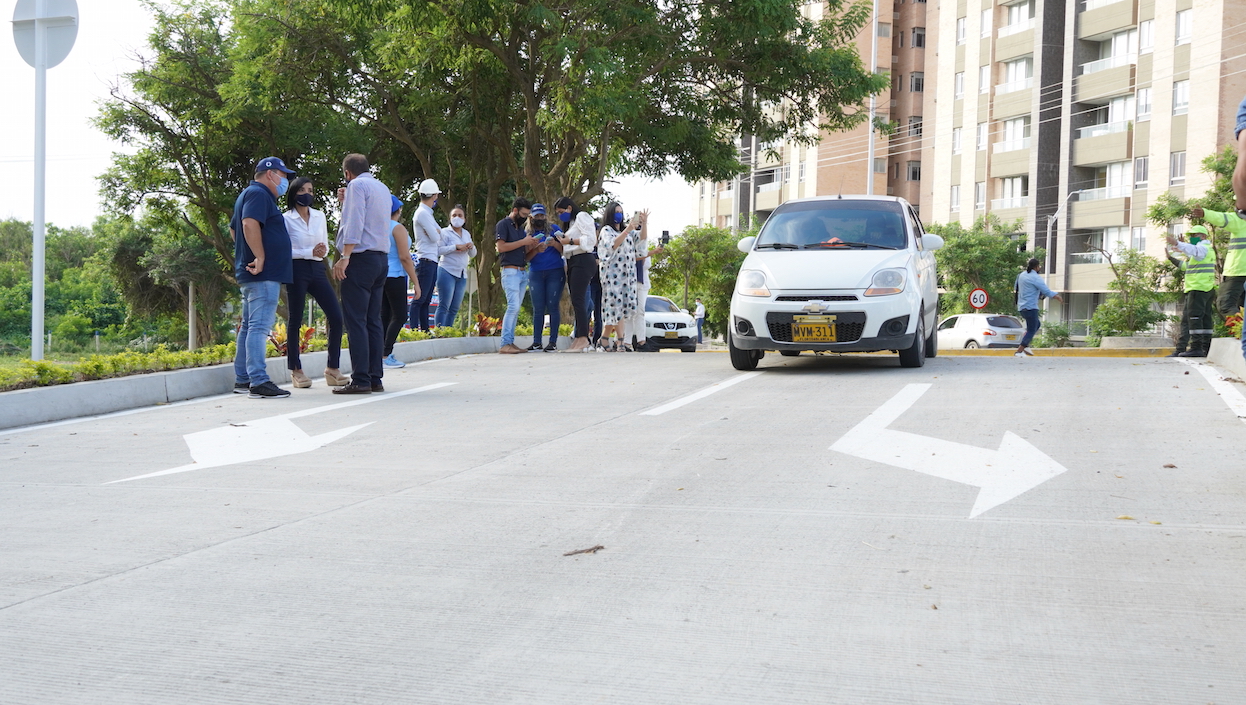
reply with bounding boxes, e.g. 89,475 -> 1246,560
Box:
969,288 -> 989,310
12,0 -> 79,69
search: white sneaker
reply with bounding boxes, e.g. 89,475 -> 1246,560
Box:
1023,348 -> 1035,356
383,354 -> 406,368
1014,351 -> 1025,357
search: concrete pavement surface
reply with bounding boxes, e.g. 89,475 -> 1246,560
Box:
1,351 -> 1244,704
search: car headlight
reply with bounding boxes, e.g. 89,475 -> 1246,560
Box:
864,268 -> 906,296
737,269 -> 770,297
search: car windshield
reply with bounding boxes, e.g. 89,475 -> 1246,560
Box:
987,316 -> 1023,328
645,296 -> 681,313
755,200 -> 907,250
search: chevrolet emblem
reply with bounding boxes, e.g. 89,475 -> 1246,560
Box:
802,301 -> 830,314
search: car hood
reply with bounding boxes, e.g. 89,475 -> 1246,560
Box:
645,311 -> 694,323
744,249 -> 913,290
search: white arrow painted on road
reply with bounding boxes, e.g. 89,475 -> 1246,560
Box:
829,384 -> 1067,518
105,382 -> 455,484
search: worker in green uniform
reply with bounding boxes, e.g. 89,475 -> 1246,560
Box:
1165,225 -> 1217,357
1190,206 -> 1246,317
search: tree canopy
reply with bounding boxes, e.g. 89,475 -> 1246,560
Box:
926,215 -> 1036,316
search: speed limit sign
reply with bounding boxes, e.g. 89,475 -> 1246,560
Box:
969,288 -> 989,310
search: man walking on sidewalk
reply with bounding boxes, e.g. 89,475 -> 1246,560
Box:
231,156 -> 295,399
1166,225 -> 1217,357
694,297 -> 706,344
333,153 -> 393,394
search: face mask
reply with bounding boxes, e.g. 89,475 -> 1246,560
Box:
532,219 -> 547,230
276,176 -> 289,197
558,211 -> 571,223
613,211 -> 624,224
450,216 -> 465,228
295,193 -> 314,207
514,214 -> 527,226
1189,235 -> 1202,245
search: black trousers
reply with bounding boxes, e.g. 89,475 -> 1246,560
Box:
1218,275 -> 1246,316
1182,289 -> 1216,352
589,268 -> 603,343
381,276 -> 409,356
567,254 -> 595,339
286,259 -> 343,370
339,251 -> 387,386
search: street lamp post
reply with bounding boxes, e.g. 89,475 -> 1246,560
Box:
1043,189 -> 1081,318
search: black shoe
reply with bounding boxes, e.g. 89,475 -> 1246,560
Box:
1178,350 -> 1207,358
1167,350 -> 1186,357
371,384 -> 385,393
544,342 -> 558,352
332,382 -> 373,395
233,382 -> 250,394
527,342 -> 544,351
248,381 -> 291,399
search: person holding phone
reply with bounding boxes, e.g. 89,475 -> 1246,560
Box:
526,203 -> 566,351
596,202 -> 640,351
552,196 -> 598,352
282,177 -> 347,388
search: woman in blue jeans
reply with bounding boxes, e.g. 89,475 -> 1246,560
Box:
525,203 -> 566,351
434,205 -> 477,328
1014,258 -> 1063,357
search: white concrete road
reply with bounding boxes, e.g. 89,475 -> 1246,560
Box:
1,351 -> 1244,704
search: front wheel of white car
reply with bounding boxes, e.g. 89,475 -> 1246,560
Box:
924,324 -> 937,358
898,317 -> 926,368
728,331 -> 758,371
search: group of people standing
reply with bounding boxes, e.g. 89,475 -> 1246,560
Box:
229,154 -> 476,399
493,197 -> 657,354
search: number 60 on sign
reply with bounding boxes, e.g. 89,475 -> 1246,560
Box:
969,288 -> 989,310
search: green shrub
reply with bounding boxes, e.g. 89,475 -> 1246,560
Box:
1033,323 -> 1072,349
0,342 -> 236,392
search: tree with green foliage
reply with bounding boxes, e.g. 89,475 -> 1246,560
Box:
925,215 -> 1036,316
649,224 -> 752,337
1146,145 -> 1236,285
1086,245 -> 1173,338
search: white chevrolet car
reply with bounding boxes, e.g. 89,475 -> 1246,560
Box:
727,196 -> 943,370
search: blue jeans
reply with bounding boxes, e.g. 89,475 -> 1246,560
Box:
1019,308 -> 1041,346
409,258 -> 439,331
1236,94 -> 1246,139
435,268 -> 468,328
696,318 -> 703,343
501,267 -> 529,346
529,266 -> 565,346
234,280 -> 281,386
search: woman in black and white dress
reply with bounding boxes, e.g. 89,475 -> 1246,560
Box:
595,202 -> 642,351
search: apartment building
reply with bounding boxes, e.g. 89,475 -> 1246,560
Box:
921,0 -> 1246,331
694,0 -> 929,228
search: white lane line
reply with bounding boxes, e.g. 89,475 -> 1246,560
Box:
638,372 -> 762,416
1179,359 -> 1246,423
103,383 -> 456,484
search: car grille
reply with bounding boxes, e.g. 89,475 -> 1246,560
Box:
653,322 -> 688,330
774,295 -> 859,302
766,311 -> 867,343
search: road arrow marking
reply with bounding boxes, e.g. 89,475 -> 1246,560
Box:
829,383 -> 1067,518
105,382 -> 455,484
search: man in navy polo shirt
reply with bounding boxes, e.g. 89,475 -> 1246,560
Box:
231,156 -> 295,399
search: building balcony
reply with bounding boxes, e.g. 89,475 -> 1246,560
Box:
1084,0 -> 1126,10
994,138 -> 1031,153
1080,54 -> 1136,75
1067,262 -> 1116,292
992,196 -> 1030,210
1073,125 -> 1132,166
993,87 -> 1033,118
754,186 -> 783,211
1070,196 -> 1130,229
990,146 -> 1031,178
1079,0 -> 1137,40
1080,185 -> 1130,200
998,19 -> 1035,38
996,77 -> 1034,95
1075,63 -> 1134,103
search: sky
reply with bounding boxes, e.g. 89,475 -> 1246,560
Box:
0,1 -> 696,235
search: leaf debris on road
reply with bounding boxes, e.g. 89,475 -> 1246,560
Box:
563,545 -> 605,557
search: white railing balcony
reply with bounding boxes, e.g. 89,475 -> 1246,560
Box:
1076,121 -> 1131,139
1084,0 -> 1126,10
1079,185 -> 1130,200
992,196 -> 1030,210
757,181 -> 783,193
1080,53 -> 1136,75
996,77 -> 1034,94
1070,251 -> 1105,264
994,138 -> 1032,153
998,18 -> 1035,37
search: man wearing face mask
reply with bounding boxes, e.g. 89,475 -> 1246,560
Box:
496,197 -> 536,353
229,156 -> 296,399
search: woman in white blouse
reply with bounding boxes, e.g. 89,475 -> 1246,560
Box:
434,204 -> 477,328
282,178 -> 346,388
552,196 -> 599,352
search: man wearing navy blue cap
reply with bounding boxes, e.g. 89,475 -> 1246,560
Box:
230,156 -> 296,399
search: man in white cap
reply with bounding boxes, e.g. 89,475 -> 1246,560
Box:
409,178 -> 447,332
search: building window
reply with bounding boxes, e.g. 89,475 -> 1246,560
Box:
974,182 -> 986,210
1134,156 -> 1149,187
910,72 -> 924,92
954,72 -> 965,99
908,116 -> 923,137
907,161 -> 922,181
999,116 -> 1030,151
912,27 -> 926,48
956,17 -> 967,45
799,162 -> 806,181
950,185 -> 961,212
893,162 -> 901,179
999,57 -> 1033,93
1131,227 -> 1146,251
1175,10 -> 1191,46
878,23 -> 891,38
1170,151 -> 1186,185
1139,20 -> 1154,53
1136,87 -> 1152,120
976,122 -> 988,151
951,127 -> 963,154
873,158 -> 887,174
979,65 -> 990,94
700,183 -> 706,199
1173,80 -> 1189,115
981,9 -> 991,38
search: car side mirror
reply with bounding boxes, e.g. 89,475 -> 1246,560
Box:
921,234 -> 944,251
737,236 -> 756,253
680,309 -> 689,315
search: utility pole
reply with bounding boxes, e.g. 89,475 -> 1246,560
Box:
187,282 -> 197,350
866,0 -> 878,195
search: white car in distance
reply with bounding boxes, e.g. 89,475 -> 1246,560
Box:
936,313 -> 1026,349
643,295 -> 698,352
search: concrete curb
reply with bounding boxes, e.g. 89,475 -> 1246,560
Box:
1207,337 -> 1246,380
936,348 -> 1175,357
0,336 -> 505,431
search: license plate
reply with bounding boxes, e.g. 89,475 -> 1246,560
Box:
792,315 -> 837,343
664,331 -> 678,339
1005,334 -> 1017,340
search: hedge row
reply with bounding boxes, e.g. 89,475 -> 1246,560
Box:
0,343 -> 237,392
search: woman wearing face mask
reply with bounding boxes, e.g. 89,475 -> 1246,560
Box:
435,205 -> 477,328
282,178 -> 347,388
382,196 -> 419,369
524,203 -> 566,351
552,196 -> 599,352
596,202 -> 641,351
